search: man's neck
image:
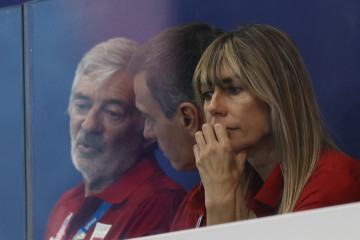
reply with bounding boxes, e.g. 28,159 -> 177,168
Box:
83,174 -> 119,197
80,154 -> 141,196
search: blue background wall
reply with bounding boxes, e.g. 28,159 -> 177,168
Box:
0,0 -> 359,239
0,4 -> 26,240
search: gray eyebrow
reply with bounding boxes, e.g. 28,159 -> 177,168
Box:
102,99 -> 126,108
72,93 -> 91,101
72,94 -> 124,106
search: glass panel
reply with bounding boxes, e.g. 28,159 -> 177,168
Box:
23,0 -> 360,239
24,0 -> 199,239
0,4 -> 26,240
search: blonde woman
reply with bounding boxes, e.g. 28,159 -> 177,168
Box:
193,24 -> 360,226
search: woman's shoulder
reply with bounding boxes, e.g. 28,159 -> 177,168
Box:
315,148 -> 360,175
293,148 -> 360,211
306,147 -> 360,200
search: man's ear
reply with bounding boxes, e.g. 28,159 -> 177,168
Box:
178,102 -> 202,136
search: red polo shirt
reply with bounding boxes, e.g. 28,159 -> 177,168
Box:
45,153 -> 186,240
170,183 -> 206,231
171,148 -> 360,231
246,148 -> 360,216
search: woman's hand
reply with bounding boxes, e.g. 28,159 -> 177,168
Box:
194,123 -> 246,225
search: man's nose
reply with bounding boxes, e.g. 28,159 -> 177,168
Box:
143,118 -> 157,140
81,109 -> 103,133
207,91 -> 227,117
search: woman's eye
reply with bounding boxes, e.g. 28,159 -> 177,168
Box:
228,86 -> 242,95
203,91 -> 214,100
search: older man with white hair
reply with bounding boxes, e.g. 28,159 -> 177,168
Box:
45,38 -> 186,240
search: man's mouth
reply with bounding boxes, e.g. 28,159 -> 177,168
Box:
77,143 -> 98,155
76,140 -> 105,156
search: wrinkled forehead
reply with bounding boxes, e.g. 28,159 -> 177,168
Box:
71,72 -> 106,98
74,71 -> 135,102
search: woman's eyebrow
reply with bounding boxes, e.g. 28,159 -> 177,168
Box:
200,82 -> 214,91
222,77 -> 236,85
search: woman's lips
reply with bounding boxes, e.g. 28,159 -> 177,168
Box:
227,127 -> 239,131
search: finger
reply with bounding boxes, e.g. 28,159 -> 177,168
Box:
213,123 -> 230,145
193,144 -> 200,159
202,123 -> 217,144
194,131 -> 206,150
194,144 -> 204,170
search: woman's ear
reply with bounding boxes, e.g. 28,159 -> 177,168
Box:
178,102 -> 202,136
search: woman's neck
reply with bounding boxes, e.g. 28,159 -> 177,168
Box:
246,135 -> 278,182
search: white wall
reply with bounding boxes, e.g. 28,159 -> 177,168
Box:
135,202 -> 360,240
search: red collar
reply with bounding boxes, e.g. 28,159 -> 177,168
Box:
62,152 -> 160,208
246,164 -> 284,217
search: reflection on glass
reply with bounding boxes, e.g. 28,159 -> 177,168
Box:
45,38 -> 186,240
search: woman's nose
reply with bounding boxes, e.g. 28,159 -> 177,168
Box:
207,91 -> 227,117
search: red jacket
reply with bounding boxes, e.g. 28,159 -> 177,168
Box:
170,183 -> 206,231
171,148 -> 360,231
247,148 -> 360,216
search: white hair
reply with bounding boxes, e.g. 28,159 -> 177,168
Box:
69,38 -> 139,108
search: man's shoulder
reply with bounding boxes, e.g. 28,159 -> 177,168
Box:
172,183 -> 204,216
170,183 -> 206,231
133,154 -> 186,194
135,167 -> 186,197
109,154 -> 186,202
181,183 -> 204,207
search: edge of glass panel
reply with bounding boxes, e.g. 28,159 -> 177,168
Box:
22,2 -> 33,240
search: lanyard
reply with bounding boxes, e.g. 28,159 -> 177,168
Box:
72,201 -> 112,240
196,214 -> 203,228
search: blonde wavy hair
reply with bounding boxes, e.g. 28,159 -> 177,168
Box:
193,24 -> 338,218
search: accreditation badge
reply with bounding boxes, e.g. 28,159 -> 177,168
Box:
50,212 -> 73,240
73,231 -> 86,240
89,222 -> 112,240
